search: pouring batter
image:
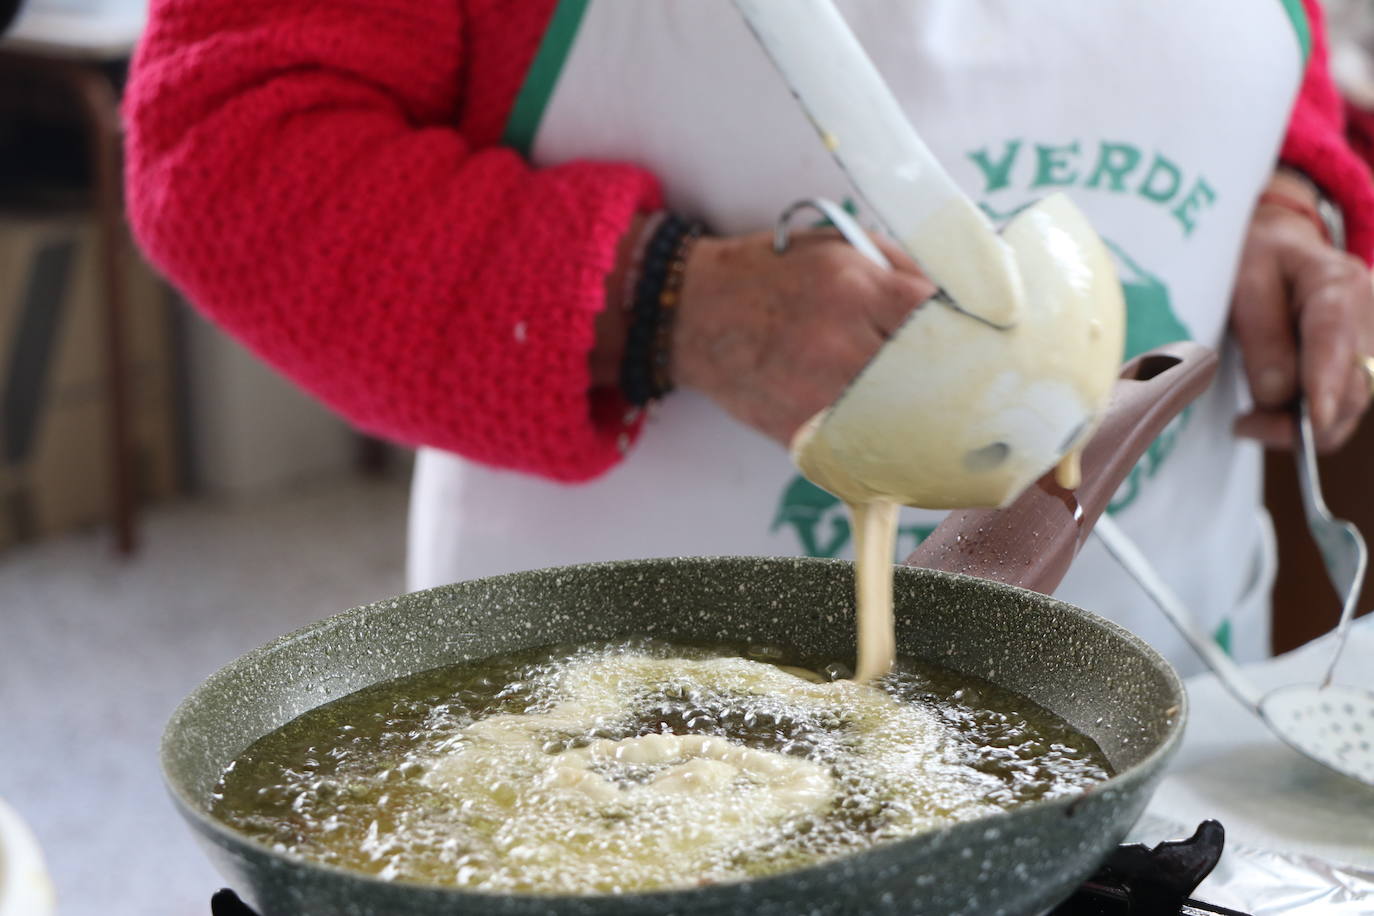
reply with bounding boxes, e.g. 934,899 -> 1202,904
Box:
126,0 -> 1374,677
786,188 -> 1126,681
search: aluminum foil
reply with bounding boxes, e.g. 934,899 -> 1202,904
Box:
1128,814 -> 1374,914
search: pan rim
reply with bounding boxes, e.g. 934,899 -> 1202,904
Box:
161,554 -> 1186,906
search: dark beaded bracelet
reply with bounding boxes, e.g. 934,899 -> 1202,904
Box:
620,215 -> 705,407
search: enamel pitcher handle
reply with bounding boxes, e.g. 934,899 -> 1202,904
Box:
773,198 -> 891,266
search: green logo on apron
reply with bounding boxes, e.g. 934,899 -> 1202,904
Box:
771,477 -> 935,560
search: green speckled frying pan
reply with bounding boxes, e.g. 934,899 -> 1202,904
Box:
164,342 -> 1214,916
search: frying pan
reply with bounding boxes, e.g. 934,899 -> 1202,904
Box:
164,341 -> 1216,916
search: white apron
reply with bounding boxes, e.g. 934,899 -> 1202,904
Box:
410,0 -> 1307,677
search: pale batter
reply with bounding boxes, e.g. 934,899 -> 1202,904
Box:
791,193 -> 1125,682
417,652 -> 1000,891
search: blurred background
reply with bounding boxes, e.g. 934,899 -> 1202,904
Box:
0,1 -> 1372,914
0,1 -> 411,912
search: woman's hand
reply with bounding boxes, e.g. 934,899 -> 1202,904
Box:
670,229 -> 936,446
1231,170 -> 1374,452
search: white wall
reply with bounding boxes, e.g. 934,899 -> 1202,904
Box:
183,311 -> 355,495
5,0 -> 147,56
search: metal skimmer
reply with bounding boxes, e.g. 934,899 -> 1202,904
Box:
1294,398 -> 1367,686
1097,512 -> 1374,789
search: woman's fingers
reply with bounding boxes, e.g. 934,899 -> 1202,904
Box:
1232,202 -> 1374,452
1232,400 -> 1364,452
1293,251 -> 1369,435
866,235 -> 937,336
1232,369 -> 1368,451
1324,409 -> 1365,453
673,229 -> 934,446
869,234 -> 923,274
868,271 -> 936,338
1320,354 -> 1374,451
1230,229 -> 1300,412
1232,409 -> 1295,449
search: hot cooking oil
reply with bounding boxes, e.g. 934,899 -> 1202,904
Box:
211,639 -> 1110,894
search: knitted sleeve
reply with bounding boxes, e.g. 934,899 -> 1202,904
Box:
1280,0 -> 1374,264
124,0 -> 662,482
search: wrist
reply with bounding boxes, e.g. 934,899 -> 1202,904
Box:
619,214 -> 706,406
1270,166 -> 1321,207
669,234 -> 729,394
592,212 -> 658,388
1267,166 -> 1346,249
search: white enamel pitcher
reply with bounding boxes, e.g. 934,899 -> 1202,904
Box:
737,0 -> 1127,510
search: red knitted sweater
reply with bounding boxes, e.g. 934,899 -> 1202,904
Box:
124,0 -> 1373,483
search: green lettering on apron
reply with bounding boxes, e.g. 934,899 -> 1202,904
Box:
968,140 -> 1024,192
1085,142 -> 1144,193
1032,141 -> 1082,188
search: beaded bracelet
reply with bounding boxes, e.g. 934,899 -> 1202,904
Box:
620,214 -> 705,407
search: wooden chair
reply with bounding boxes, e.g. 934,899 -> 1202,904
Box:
2,3 -> 144,553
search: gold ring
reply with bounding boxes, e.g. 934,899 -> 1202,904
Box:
1362,354 -> 1374,396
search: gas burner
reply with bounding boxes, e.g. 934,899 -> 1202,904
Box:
209,821 -> 1249,916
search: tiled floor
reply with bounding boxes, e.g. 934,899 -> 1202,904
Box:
0,472 -> 410,916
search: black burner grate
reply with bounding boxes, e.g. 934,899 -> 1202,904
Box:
1051,820 -> 1250,915
210,820 -> 1250,916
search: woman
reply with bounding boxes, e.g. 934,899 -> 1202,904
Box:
125,0 -> 1374,675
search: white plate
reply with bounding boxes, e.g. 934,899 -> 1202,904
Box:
0,797 -> 55,916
